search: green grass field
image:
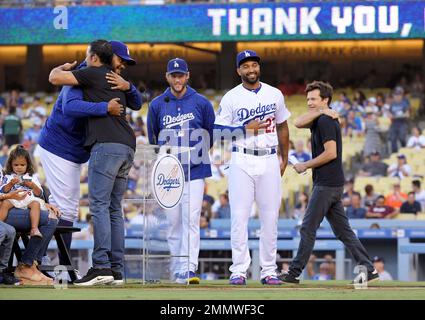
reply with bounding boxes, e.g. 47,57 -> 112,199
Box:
1,280 -> 425,300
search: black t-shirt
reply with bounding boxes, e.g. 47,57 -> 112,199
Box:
400,201 -> 422,214
310,115 -> 345,187
72,65 -> 136,150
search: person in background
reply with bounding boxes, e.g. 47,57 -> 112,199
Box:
346,194 -> 367,219
387,154 -> 411,179
363,184 -> 378,208
0,145 -> 9,167
290,139 -> 311,162
342,178 -> 361,203
412,180 -> 425,211
367,196 -> 398,219
385,183 -> 408,210
388,86 -> 410,153
291,192 -> 309,221
406,126 -> 425,149
2,107 -> 22,147
214,193 -> 231,219
358,150 -> 388,177
307,255 -> 333,281
400,192 -> 422,215
372,256 -> 393,281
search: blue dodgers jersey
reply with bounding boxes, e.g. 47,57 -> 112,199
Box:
39,87 -> 90,164
148,86 -> 215,181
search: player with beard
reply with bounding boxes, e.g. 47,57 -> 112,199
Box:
214,50 -> 290,285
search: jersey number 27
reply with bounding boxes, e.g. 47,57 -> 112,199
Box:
265,117 -> 276,133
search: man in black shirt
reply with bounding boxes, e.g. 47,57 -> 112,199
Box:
400,192 -> 422,215
279,81 -> 378,284
48,40 -> 141,286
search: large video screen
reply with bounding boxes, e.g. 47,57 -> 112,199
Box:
0,1 -> 423,44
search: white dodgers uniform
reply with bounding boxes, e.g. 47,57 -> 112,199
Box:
215,82 -> 290,279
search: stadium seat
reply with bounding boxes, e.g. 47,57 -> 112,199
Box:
80,183 -> 89,197
205,178 -> 228,201
396,214 -> 417,220
416,214 -> 425,220
79,206 -> 90,221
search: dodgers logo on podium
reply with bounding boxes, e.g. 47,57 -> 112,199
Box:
151,154 -> 185,209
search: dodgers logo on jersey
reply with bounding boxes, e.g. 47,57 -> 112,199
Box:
151,154 -> 185,210
237,102 -> 277,123
163,113 -> 195,128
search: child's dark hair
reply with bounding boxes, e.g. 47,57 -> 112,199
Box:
5,145 -> 35,175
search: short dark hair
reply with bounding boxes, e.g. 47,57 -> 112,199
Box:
376,195 -> 385,202
365,184 -> 374,194
89,39 -> 113,66
305,81 -> 333,106
413,180 -> 421,189
408,191 -> 416,197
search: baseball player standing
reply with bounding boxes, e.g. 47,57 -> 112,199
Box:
147,58 -> 215,284
278,81 -> 378,284
214,50 -> 290,285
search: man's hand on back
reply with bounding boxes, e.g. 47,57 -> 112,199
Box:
107,98 -> 124,116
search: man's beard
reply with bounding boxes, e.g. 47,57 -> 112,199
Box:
242,72 -> 260,84
171,80 -> 188,93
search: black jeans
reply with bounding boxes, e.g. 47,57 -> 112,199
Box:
289,185 -> 374,277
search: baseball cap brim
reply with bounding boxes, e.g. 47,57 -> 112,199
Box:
238,56 -> 260,68
167,69 -> 188,74
119,55 -> 136,65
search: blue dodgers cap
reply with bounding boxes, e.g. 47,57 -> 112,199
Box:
109,40 -> 136,65
167,58 -> 189,74
236,50 -> 260,68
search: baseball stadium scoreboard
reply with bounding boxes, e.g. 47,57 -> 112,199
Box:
1,1 -> 425,44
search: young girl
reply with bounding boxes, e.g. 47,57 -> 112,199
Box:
0,145 -> 46,238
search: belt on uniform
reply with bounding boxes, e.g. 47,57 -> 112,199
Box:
232,146 -> 277,156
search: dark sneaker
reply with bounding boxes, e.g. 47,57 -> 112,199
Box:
110,270 -> 124,286
0,272 -> 22,286
350,269 -> 380,285
261,275 -> 282,285
229,275 -> 247,285
175,271 -> 200,284
278,272 -> 300,284
73,268 -> 114,286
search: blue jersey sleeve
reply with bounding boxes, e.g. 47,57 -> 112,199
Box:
62,86 -> 108,118
125,83 -> 142,111
147,103 -> 160,145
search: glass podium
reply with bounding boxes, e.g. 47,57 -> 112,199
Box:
123,144 -> 192,285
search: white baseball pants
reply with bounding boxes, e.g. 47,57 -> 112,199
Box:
228,152 -> 282,279
166,179 -> 204,275
38,146 -> 82,222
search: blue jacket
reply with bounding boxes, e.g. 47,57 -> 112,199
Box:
39,82 -> 141,164
147,86 -> 215,181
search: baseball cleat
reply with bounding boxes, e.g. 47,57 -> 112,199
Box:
261,275 -> 282,285
229,275 -> 246,285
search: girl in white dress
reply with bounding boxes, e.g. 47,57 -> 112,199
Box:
0,145 -> 46,238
